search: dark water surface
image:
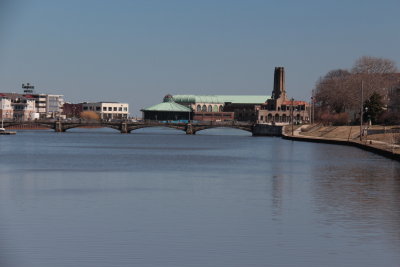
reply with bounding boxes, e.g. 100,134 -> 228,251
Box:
0,128 -> 399,267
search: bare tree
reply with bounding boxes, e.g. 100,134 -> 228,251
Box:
351,56 -> 398,74
314,56 -> 400,124
314,69 -> 353,113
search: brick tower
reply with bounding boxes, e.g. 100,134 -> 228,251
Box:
272,67 -> 286,100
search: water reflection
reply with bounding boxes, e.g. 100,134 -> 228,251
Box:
0,130 -> 399,267
311,145 -> 400,248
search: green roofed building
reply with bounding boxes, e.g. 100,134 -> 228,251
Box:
172,95 -> 269,108
142,94 -> 271,122
141,94 -> 192,121
172,94 -> 270,121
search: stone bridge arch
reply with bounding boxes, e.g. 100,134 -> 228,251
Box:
127,124 -> 187,133
2,121 -> 55,130
192,125 -> 253,134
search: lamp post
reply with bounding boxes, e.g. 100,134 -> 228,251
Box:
364,106 -> 369,143
311,90 -> 314,125
359,80 -> 364,141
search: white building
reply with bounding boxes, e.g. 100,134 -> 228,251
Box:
82,102 -> 129,119
21,83 -> 64,118
26,94 -> 64,118
0,96 -> 13,119
46,94 -> 65,118
11,97 -> 37,120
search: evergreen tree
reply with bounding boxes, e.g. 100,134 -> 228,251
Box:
364,92 -> 384,124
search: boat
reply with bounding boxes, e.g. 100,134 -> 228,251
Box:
0,119 -> 16,135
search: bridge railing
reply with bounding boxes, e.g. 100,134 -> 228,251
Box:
5,119 -> 255,127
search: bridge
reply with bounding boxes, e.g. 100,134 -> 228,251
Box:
2,120 -> 260,135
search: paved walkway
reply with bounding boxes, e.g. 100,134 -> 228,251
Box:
284,125 -> 400,157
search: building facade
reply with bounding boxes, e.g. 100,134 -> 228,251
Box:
63,103 -> 83,118
141,95 -> 192,121
82,102 -> 129,119
0,96 -> 13,119
11,96 -> 37,120
142,95 -> 239,122
22,84 -> 64,118
257,67 -> 310,124
172,95 -> 269,122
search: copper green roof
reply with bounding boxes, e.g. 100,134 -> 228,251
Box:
141,97 -> 191,112
172,95 -> 270,104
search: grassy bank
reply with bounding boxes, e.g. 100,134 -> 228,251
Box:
283,124 -> 400,159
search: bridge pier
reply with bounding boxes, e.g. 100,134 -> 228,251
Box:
185,123 -> 196,135
120,122 -> 129,134
55,121 -> 65,132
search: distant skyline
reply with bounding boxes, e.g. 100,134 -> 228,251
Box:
1,0 -> 400,116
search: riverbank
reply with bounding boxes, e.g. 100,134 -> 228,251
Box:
282,124 -> 400,161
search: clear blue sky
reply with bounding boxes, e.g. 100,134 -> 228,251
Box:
1,0 -> 399,116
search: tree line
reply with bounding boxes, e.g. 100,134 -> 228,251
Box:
314,56 -> 400,125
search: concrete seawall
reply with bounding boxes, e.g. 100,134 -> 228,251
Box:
253,124 -> 283,136
282,131 -> 400,162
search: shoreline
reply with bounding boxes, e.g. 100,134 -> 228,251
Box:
282,125 -> 400,162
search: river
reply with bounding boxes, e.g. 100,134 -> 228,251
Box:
0,128 -> 399,267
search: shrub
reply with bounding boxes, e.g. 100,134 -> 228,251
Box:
378,111 -> 400,125
80,111 -> 100,120
319,112 -> 349,126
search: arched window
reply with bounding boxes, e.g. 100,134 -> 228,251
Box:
202,105 -> 207,112
282,114 -> 287,122
208,105 -> 212,112
197,105 -> 201,112
267,114 -> 273,122
219,106 -> 223,112
213,105 -> 218,112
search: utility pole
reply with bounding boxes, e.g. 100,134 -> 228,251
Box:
311,89 -> 314,124
360,80 -> 364,141
312,90 -> 315,123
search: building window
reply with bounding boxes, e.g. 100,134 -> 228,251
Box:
108,107 -> 112,111
202,105 -> 207,112
96,107 -> 101,111
119,107 -> 122,111
208,105 -> 212,112
197,105 -> 201,112
83,106 -> 88,111
124,107 -> 127,111
113,107 -> 117,111
103,107 -> 107,111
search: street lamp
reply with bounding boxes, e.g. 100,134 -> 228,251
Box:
359,80 -> 364,141
364,106 -> 369,142
311,89 -> 314,125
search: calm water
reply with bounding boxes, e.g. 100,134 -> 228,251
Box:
0,128 -> 399,267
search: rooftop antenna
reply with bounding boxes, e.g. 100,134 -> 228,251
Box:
22,83 -> 35,94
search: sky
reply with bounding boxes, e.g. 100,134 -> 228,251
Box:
0,0 -> 399,116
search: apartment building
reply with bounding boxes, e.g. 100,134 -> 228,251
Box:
0,95 -> 13,119
82,102 -> 129,119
